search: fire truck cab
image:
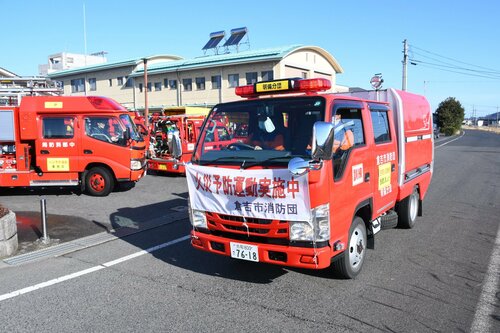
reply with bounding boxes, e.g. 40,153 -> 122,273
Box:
0,96 -> 146,196
185,78 -> 433,278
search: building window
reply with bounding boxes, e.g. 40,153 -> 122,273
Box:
70,78 -> 85,93
211,75 -> 221,89
117,77 -> 124,85
169,80 -> 177,89
261,70 -> 274,81
195,77 -> 205,90
147,82 -> 152,92
183,78 -> 192,91
164,78 -> 168,88
139,83 -> 143,93
301,71 -> 308,79
125,76 -> 134,88
154,82 -> 162,91
108,79 -> 113,87
228,74 -> 239,88
246,72 -> 257,85
88,78 -> 96,91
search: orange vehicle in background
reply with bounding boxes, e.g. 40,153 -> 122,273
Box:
186,77 -> 434,278
0,96 -> 146,196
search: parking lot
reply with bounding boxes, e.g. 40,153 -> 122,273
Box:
0,172 -> 190,255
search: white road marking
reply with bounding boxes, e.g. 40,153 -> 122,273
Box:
435,131 -> 465,148
470,224 -> 500,333
0,235 -> 190,302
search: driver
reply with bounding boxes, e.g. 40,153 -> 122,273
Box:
247,115 -> 285,150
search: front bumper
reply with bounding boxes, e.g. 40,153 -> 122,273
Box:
191,230 -> 332,269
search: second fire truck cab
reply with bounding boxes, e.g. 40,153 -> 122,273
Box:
0,96 -> 146,196
186,78 -> 433,278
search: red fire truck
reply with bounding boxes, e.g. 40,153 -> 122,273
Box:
148,114 -> 207,174
185,78 -> 433,278
0,96 -> 147,196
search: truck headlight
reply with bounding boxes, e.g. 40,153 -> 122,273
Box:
190,208 -> 207,229
130,159 -> 143,170
289,203 -> 330,242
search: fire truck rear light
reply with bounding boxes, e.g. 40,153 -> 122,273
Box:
300,255 -> 317,264
235,85 -> 255,97
87,96 -> 126,110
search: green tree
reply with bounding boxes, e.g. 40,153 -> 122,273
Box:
435,97 -> 465,136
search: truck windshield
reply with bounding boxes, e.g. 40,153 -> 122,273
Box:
193,96 -> 326,166
119,114 -> 142,141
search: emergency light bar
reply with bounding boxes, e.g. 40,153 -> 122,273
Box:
235,78 -> 331,98
87,96 -> 126,111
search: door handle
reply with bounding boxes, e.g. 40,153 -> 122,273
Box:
40,150 -> 49,154
364,172 -> 370,182
391,163 -> 396,172
84,149 -> 93,154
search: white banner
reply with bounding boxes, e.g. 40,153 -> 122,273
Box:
186,164 -> 311,222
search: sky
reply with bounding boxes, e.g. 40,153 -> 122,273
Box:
2,0 -> 500,118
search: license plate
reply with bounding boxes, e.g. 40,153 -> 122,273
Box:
230,242 -> 259,262
159,164 -> 167,170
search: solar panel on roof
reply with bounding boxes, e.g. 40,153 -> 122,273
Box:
223,27 -> 248,47
202,31 -> 226,50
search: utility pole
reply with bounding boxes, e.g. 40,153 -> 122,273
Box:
143,58 -> 149,127
402,39 -> 408,91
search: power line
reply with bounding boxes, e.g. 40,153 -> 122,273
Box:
410,61 -> 500,80
410,44 -> 500,73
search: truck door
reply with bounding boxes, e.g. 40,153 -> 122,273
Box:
330,101 -> 372,234
37,115 -> 80,174
367,104 -> 398,216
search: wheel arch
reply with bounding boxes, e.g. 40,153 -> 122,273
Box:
80,163 -> 116,192
353,198 -> 374,249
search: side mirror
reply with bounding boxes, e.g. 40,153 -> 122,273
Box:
170,130 -> 182,159
311,121 -> 335,161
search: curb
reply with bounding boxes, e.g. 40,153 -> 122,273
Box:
0,211 -> 18,258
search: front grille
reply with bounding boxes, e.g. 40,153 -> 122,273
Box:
206,212 -> 289,239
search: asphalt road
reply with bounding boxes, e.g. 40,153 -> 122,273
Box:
0,130 -> 499,332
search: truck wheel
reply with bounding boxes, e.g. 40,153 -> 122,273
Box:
85,167 -> 113,196
397,187 -> 419,229
332,216 -> 367,279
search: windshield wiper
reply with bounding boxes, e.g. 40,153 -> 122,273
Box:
241,154 -> 302,169
199,156 -> 255,165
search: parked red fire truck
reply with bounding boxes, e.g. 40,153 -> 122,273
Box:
0,96 -> 147,196
185,77 -> 433,278
147,114 -> 206,174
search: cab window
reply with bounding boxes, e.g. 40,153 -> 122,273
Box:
85,116 -> 125,145
331,102 -> 365,181
43,117 -> 74,139
370,105 -> 391,144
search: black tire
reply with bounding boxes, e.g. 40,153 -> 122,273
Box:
397,187 -> 419,229
332,216 -> 367,279
85,167 -> 113,196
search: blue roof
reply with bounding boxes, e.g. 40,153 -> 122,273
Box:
131,45 -> 303,77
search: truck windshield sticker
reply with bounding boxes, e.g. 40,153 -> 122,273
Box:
186,164 -> 311,222
47,158 -> 70,171
352,163 -> 364,186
